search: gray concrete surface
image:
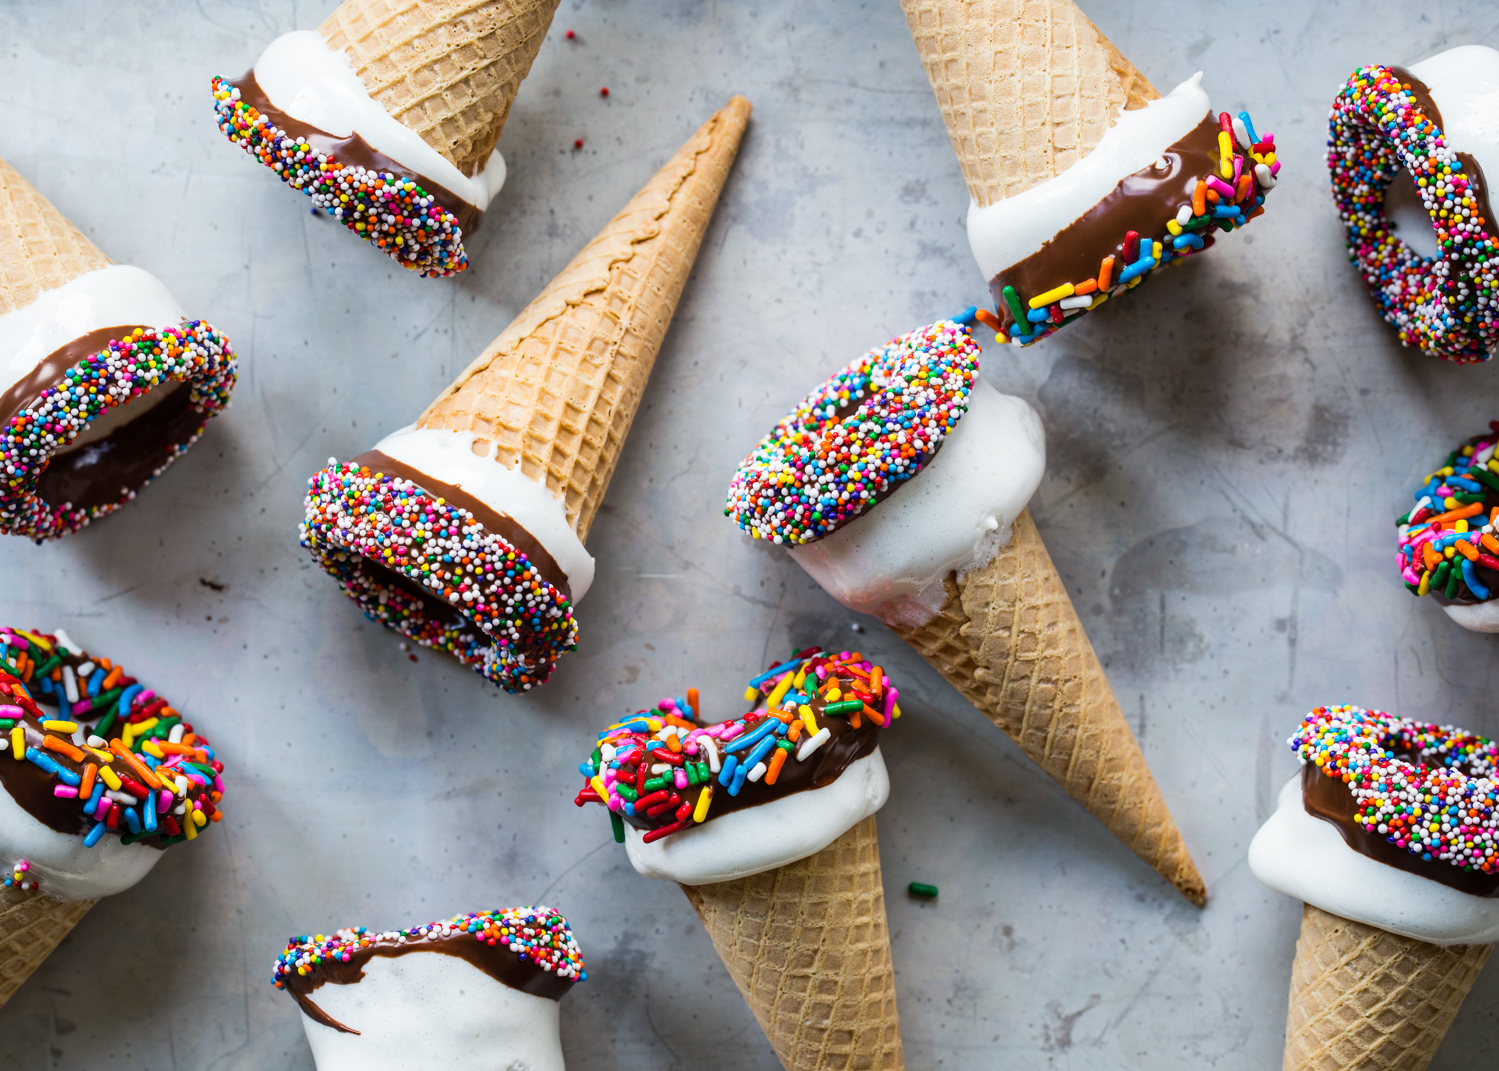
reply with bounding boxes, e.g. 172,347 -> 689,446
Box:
2,1 -> 1499,1067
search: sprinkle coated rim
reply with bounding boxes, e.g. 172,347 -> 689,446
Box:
212,77 -> 469,278
1395,424 -> 1499,603
725,320 -> 979,546
273,906 -> 586,988
0,322 -> 236,542
1328,64 -> 1499,363
300,459 -> 578,694
1294,705 -> 1499,875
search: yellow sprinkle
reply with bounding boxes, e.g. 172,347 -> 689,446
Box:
893,703 -> 903,720
42,720 -> 77,733
1152,240 -> 1163,259
766,671 -> 795,711
799,704 -> 818,735
9,727 -> 22,759
693,786 -> 713,823
192,809 -> 207,828
134,717 -> 159,736
1456,519 -> 1470,533
743,686 -> 759,703
1029,282 -> 1074,309
142,739 -> 166,759
85,746 -> 112,763
1218,130 -> 1233,178
99,766 -> 123,791
792,668 -> 808,690
183,809 -> 198,839
14,630 -> 50,652
1166,219 -> 1183,236
590,776 -> 608,800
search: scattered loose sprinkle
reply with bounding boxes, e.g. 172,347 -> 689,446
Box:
1329,65 -> 1498,362
1294,705 -> 1499,874
1,324 -> 236,542
0,627 -> 224,851
575,649 -> 902,844
3,858 -> 35,892
1394,422 -> 1499,602
211,77 -> 469,277
300,460 -> 577,693
599,87 -> 609,97
725,319 -> 979,545
574,138 -> 584,150
908,882 -> 938,898
273,906 -> 585,988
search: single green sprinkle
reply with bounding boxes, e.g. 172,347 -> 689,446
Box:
822,699 -> 864,716
908,883 -> 939,898
610,812 -> 625,844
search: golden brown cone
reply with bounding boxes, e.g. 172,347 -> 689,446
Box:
680,815 -> 905,1070
0,887 -> 93,1010
320,0 -> 561,177
887,509 -> 1205,904
416,96 -> 751,542
0,157 -> 111,317
1283,904 -> 1492,1071
899,0 -> 1159,207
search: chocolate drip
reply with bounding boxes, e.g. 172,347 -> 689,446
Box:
283,935 -> 574,1035
350,449 -> 572,601
1301,763 -> 1499,898
987,115 -> 1224,332
229,70 -> 483,237
1389,67 -> 1499,252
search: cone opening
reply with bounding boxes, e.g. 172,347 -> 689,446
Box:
0,324 -> 236,542
301,460 -> 577,693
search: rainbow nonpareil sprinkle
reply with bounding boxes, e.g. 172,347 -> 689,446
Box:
0,627 -> 224,849
1329,64 -> 1499,363
1294,705 -> 1499,875
272,906 -> 586,989
575,649 -> 901,844
211,77 -> 469,278
1394,424 -> 1499,602
300,460 -> 577,693
725,320 -> 978,545
0,323 -> 236,542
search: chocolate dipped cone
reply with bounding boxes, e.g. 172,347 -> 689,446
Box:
0,886 -> 93,1010
898,0 -> 1158,206
888,510 -> 1205,904
416,93 -> 752,541
320,0 -> 561,177
680,816 -> 905,1071
1284,904 -> 1491,1071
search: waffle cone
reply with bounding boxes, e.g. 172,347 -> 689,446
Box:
899,0 -> 1159,207
0,887 -> 94,1010
0,156 -> 111,317
1283,904 -> 1492,1071
887,510 -> 1204,903
416,95 -> 751,541
680,815 -> 904,1070
320,0 -> 560,177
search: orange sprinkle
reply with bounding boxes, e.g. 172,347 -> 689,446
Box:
687,688 -> 700,718
1097,255 -> 1116,290
79,763 -> 97,798
1431,502 -> 1484,524
764,747 -> 789,786
863,702 -> 887,727
110,739 -> 162,790
1192,180 -> 1207,216
42,735 -> 84,763
665,733 -> 683,754
1423,542 -> 1441,570
1073,278 -> 1098,296
1482,533 -> 1499,555
1456,539 -> 1480,561
788,720 -> 804,743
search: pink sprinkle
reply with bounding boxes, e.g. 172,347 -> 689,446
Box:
53,785 -> 78,798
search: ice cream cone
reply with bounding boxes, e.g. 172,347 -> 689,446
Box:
887,509 -> 1205,904
680,815 -> 904,1071
417,94 -> 751,541
898,0 -> 1159,207
320,0 -> 562,177
0,886 -> 94,1010
1283,904 -> 1492,1071
0,156 -> 112,316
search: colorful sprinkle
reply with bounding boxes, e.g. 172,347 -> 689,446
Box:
725,320 -> 979,545
1329,65 -> 1499,362
1294,705 -> 1499,875
211,77 -> 469,278
1394,423 -> 1499,603
300,460 -> 577,693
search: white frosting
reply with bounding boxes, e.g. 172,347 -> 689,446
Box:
1249,774 -> 1499,946
1408,47 -> 1499,211
624,748 -> 889,886
298,950 -> 564,1071
966,73 -> 1212,282
1442,600 -> 1499,632
789,378 -> 1044,617
0,770 -> 164,902
372,425 -> 595,602
254,31 -> 504,212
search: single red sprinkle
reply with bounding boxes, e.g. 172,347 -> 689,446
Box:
565,29 -> 575,39
574,138 -> 584,149
600,87 -> 609,97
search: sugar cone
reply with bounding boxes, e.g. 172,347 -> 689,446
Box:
0,156 -> 111,316
0,887 -> 94,1010
680,815 -> 904,1070
320,0 -> 561,177
887,510 -> 1205,904
899,0 -> 1159,207
417,95 -> 751,542
1283,904 -> 1492,1071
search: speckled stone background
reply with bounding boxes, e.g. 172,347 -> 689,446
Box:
2,1 -> 1499,1067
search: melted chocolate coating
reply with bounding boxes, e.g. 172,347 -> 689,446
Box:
987,115 -> 1223,332
229,70 -> 483,236
1301,763 -> 1499,898
283,935 -> 574,1035
1390,67 -> 1499,236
